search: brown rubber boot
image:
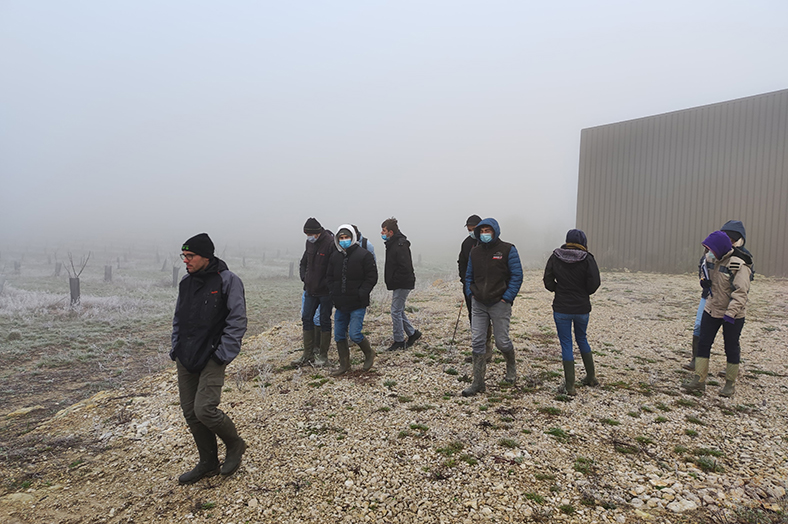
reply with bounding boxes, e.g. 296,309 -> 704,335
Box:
719,363 -> 738,397
358,338 -> 375,371
331,339 -> 351,376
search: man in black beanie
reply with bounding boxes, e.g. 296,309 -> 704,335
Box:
171,233 -> 248,484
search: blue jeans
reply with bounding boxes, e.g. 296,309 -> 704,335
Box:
471,298 -> 513,355
300,291 -> 321,326
335,308 -> 367,343
693,297 -> 707,337
391,289 -> 416,343
553,312 -> 592,362
302,294 -> 333,332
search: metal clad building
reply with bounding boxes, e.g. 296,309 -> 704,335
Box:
577,88 -> 788,277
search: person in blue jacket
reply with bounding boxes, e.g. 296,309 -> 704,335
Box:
463,218 -> 523,396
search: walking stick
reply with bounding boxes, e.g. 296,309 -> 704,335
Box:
450,298 -> 464,348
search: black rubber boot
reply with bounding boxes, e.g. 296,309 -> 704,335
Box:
683,336 -> 699,371
358,338 -> 375,371
214,416 -> 246,477
178,424 -> 220,485
562,360 -> 577,396
406,330 -> 422,348
313,327 -> 321,350
332,339 -> 351,376
580,351 -> 599,387
291,330 -> 315,367
462,353 -> 487,397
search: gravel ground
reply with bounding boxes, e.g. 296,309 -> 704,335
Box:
2,270 -> 787,524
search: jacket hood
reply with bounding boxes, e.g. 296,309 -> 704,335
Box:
553,246 -> 588,263
474,218 -> 501,242
720,220 -> 746,246
703,231 -> 733,259
334,223 -> 358,253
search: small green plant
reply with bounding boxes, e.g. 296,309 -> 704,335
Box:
673,445 -> 688,454
641,405 -> 655,413
693,447 -> 724,457
656,402 -> 671,412
534,473 -> 555,481
654,416 -> 668,423
397,430 -> 410,439
459,454 -> 478,466
436,441 -> 464,457
545,427 -> 569,442
384,380 -> 397,389
627,411 -> 641,418
685,429 -> 698,437
573,456 -> 593,475
410,423 -> 429,432
499,438 -> 519,449
309,378 -> 330,388
444,368 -> 459,376
635,436 -> 654,445
559,504 -> 575,515
478,405 -> 488,411
600,418 -> 620,426
521,429 -> 532,435
538,406 -> 562,415
554,394 -> 572,402
695,456 -> 724,473
685,415 -> 705,425
408,404 -> 436,412
200,502 -> 216,510
376,406 -> 391,413
675,398 -> 697,407
500,416 -> 513,423
614,443 -> 638,454
524,492 -> 545,504
397,395 -> 413,403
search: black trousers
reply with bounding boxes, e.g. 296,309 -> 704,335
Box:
697,310 -> 744,364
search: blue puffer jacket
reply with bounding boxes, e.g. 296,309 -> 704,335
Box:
465,218 -> 523,306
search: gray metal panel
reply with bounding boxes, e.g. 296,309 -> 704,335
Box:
577,88 -> 788,277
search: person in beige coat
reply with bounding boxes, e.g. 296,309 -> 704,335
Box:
682,230 -> 753,397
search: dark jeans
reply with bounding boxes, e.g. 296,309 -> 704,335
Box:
177,357 -> 227,431
303,294 -> 333,332
334,307 -> 367,343
697,310 -> 744,364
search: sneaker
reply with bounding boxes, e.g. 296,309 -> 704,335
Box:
386,341 -> 406,351
406,330 -> 422,347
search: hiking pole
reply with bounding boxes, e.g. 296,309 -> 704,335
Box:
450,298 -> 464,348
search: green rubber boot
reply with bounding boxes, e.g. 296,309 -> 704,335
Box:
462,353 -> 487,397
213,416 -> 246,477
358,338 -> 375,371
314,330 -> 331,367
291,330 -> 315,367
332,339 -> 351,376
683,336 -> 699,371
502,348 -> 517,384
562,360 -> 577,396
178,424 -> 220,485
580,351 -> 599,387
681,357 -> 709,394
719,363 -> 738,397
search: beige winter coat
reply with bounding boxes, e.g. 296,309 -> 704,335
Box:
704,249 -> 752,319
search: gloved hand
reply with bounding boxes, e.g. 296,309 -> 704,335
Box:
723,315 -> 735,324
700,279 -> 712,289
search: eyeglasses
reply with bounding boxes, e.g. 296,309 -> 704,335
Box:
180,253 -> 197,261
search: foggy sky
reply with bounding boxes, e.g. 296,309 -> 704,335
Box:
2,1 -> 787,263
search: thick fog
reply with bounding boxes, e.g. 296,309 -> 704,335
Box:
2,1 -> 787,266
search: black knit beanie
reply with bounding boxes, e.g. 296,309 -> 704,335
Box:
304,217 -> 323,234
565,229 -> 588,248
182,233 -> 214,258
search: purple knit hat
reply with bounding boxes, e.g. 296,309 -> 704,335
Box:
702,231 -> 732,259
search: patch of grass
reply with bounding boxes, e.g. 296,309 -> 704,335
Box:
444,368 -> 459,376
559,504 -> 575,515
614,443 -> 639,454
500,416 -> 513,423
635,436 -> 654,445
695,455 -> 724,473
685,415 -> 705,425
545,427 -> 569,442
383,380 -> 397,389
534,473 -> 555,481
641,405 -> 655,413
693,447 -> 724,457
654,416 -> 668,424
538,406 -> 562,415
397,395 -> 413,403
573,456 -> 593,475
627,411 -> 641,418
554,394 -> 572,402
656,402 -> 671,412
409,423 -> 429,433
675,398 -> 697,407
524,492 -> 545,504
499,438 -> 519,449
408,404 -> 436,412
308,378 -> 330,388
459,454 -> 478,466
478,405 -> 488,411
397,430 -> 410,439
685,429 -> 698,437
750,369 -> 778,376
674,445 -> 688,454
375,406 -> 391,413
436,441 -> 464,457
600,418 -> 620,426
521,429 -> 532,435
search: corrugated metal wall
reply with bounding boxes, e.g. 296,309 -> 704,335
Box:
577,89 -> 788,277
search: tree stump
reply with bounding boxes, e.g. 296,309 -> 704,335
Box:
69,278 -> 80,305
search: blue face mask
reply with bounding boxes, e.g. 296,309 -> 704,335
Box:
381,234 -> 389,241
339,239 -> 352,249
468,231 -> 475,239
306,235 -> 318,243
480,233 -> 493,243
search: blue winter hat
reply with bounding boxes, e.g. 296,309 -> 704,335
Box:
566,229 -> 587,248
702,231 -> 732,259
